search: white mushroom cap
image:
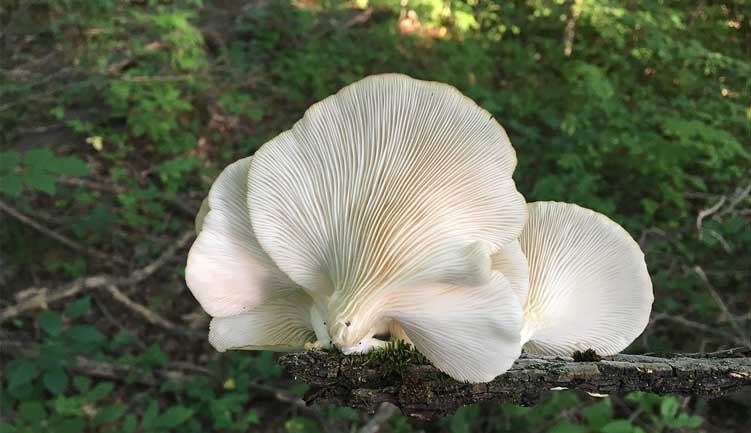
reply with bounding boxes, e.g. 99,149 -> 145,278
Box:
518,201 -> 654,356
246,74 -> 527,370
383,271 -> 523,383
185,157 -> 319,350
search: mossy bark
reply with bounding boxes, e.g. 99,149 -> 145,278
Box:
279,348 -> 751,420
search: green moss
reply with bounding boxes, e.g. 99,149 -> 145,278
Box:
573,349 -> 603,362
364,340 -> 429,378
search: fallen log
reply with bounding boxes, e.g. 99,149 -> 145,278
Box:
280,347 -> 751,420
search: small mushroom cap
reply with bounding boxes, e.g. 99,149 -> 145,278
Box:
247,73 -> 527,331
519,201 -> 654,356
384,271 -> 523,383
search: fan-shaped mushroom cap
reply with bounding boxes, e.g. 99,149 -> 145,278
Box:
185,157 -> 321,350
383,272 -> 523,383
519,201 -> 654,356
246,74 -> 527,359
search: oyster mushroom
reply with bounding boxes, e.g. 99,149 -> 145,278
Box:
186,74 -> 528,382
247,74 -> 528,381
498,201 -> 654,356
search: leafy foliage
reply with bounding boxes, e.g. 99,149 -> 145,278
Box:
2,0 -> 749,432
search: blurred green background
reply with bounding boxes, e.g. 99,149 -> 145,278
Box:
1,0 -> 749,432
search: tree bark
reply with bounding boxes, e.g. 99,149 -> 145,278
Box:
280,348 -> 751,420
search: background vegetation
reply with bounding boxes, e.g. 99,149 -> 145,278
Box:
1,0 -> 749,432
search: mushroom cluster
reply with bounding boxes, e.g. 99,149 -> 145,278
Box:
186,74 -> 653,383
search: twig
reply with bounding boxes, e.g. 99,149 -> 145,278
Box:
0,199 -> 127,266
0,337 -> 193,384
0,230 -> 194,322
562,0 -> 583,57
718,180 -> 751,218
118,74 -> 193,82
695,195 -> 726,237
0,276 -> 110,322
57,177 -> 126,193
638,227 -> 667,249
104,284 -> 201,339
693,266 -> 751,347
344,8 -> 374,28
128,231 -> 194,281
94,296 -> 147,349
650,313 -> 744,345
359,403 -> 400,433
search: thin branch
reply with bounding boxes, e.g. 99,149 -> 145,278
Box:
650,313 -> 744,345
128,230 -> 194,281
0,338 -> 194,384
0,230 -> 194,322
117,74 -> 194,82
693,266 -> 751,347
562,0 -> 583,57
695,195 -> 726,237
0,199 -> 127,266
104,284 -> 201,339
94,296 -> 146,349
718,180 -> 751,219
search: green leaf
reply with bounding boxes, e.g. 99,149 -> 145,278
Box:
7,359 -> 39,389
66,325 -> 105,345
38,310 -> 63,336
23,171 -> 56,194
237,409 -> 260,426
23,148 -> 55,166
449,405 -> 480,433
140,401 -> 159,430
51,394 -> 84,416
248,107 -> 264,121
583,399 -> 613,429
0,150 -> 19,172
0,174 -> 23,196
94,403 -> 127,426
601,420 -> 636,433
19,401 -> 47,421
0,420 -> 17,433
65,297 -> 91,320
155,406 -> 194,428
549,421 -> 587,433
43,368 -> 68,395
659,396 -> 679,420
285,417 -> 322,433
53,418 -> 86,433
122,414 -> 138,433
73,375 -> 91,393
53,156 -> 90,176
86,382 -> 114,403
669,414 -> 703,429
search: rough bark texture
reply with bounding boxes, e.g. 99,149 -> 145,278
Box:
280,347 -> 751,420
